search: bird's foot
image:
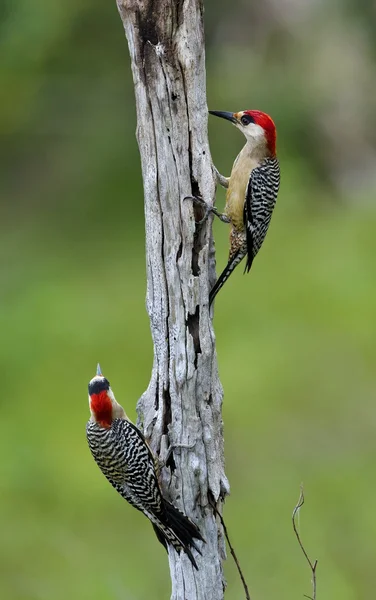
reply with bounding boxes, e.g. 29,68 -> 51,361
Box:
160,440 -> 197,468
184,195 -> 230,225
213,166 -> 229,189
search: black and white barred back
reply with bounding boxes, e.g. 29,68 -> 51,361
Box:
209,156 -> 280,306
244,156 -> 280,271
87,418 -> 162,514
86,418 -> 204,569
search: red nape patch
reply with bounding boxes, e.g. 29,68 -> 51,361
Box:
244,110 -> 277,156
90,391 -> 113,428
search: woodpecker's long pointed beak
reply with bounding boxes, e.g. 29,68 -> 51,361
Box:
96,363 -> 102,376
209,111 -> 237,124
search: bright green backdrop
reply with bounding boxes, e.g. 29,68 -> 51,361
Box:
2,1 -> 376,599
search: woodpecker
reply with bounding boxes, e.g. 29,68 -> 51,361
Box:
190,109 -> 280,305
86,364 -> 204,569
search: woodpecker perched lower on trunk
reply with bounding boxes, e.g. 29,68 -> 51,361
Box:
189,109 -> 280,306
86,364 -> 204,569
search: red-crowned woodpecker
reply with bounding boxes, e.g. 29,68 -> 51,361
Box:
86,364 -> 204,569
189,109 -> 280,306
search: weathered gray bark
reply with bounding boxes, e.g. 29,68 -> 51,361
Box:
116,1 -> 229,598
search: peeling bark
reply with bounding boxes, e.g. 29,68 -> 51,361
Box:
116,1 -> 229,598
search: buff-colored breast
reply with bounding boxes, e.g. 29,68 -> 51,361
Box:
225,147 -> 261,230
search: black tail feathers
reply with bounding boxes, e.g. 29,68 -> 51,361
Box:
209,250 -> 246,306
153,500 -> 205,570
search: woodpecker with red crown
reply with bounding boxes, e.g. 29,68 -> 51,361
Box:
189,109 -> 280,305
86,364 -> 204,569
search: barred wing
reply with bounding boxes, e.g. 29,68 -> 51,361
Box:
244,157 -> 280,272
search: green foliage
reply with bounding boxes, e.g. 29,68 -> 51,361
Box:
2,1 -> 376,599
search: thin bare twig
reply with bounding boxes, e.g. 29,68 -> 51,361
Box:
292,486 -> 318,600
211,503 -> 251,600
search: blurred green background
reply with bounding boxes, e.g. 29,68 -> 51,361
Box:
2,1 -> 376,598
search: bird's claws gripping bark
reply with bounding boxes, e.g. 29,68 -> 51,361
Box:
160,441 -> 197,469
184,195 -> 212,224
213,166 -> 229,189
184,195 -> 230,225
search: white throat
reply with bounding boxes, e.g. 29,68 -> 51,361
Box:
237,123 -> 268,157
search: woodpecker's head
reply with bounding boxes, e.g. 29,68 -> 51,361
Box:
209,109 -> 276,156
88,364 -> 126,427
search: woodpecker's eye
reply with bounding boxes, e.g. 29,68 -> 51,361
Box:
240,115 -> 254,126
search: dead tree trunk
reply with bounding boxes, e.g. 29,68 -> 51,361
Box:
116,1 -> 229,598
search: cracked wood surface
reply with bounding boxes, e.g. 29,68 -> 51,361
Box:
116,1 -> 229,598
